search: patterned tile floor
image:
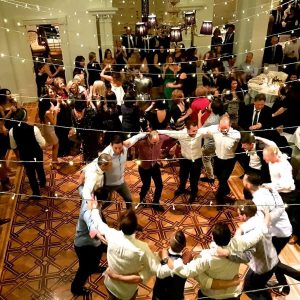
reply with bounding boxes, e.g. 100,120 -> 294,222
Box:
0,103 -> 299,299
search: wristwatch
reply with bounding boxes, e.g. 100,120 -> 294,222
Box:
161,257 -> 169,265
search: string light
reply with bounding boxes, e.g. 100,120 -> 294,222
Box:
69,161 -> 74,166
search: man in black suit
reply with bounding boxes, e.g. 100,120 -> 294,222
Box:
263,36 -> 283,65
239,132 -> 273,183
222,24 -> 235,55
238,93 -> 273,138
121,27 -> 135,57
271,6 -> 284,34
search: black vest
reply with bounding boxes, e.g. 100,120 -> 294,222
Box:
152,252 -> 186,300
12,123 -> 43,161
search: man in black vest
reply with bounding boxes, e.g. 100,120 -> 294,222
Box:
239,132 -> 275,184
152,231 -> 188,300
9,108 -> 46,198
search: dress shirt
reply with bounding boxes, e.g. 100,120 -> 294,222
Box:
252,107 -> 261,126
9,126 -> 46,149
239,62 -> 258,78
81,158 -> 104,201
101,133 -> 146,186
200,125 -> 241,159
246,135 -> 277,170
203,113 -> 221,148
252,187 -> 292,238
96,222 -> 170,300
74,201 -> 102,247
172,226 -> 264,299
232,215 -> 278,275
247,144 -> 261,170
158,129 -> 204,160
267,153 -> 296,193
294,126 -> 300,150
284,40 -> 300,60
136,135 -> 168,169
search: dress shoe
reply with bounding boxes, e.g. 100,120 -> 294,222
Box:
0,218 -> 10,225
201,177 -> 215,184
71,287 -> 91,296
174,188 -> 185,197
39,182 -> 46,188
272,285 -> 290,296
188,196 -> 196,204
152,204 -> 165,212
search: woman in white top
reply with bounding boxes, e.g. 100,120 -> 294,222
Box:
101,65 -> 125,107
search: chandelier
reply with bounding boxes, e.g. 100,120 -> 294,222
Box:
135,0 -> 212,46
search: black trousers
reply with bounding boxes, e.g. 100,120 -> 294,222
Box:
197,289 -> 240,300
243,267 -> 275,300
178,158 -> 202,197
214,157 -> 236,204
71,244 -> 105,294
281,191 -> 300,239
272,236 -> 300,285
138,164 -> 163,203
23,161 -> 46,196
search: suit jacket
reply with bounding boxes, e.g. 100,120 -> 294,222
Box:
222,32 -> 235,54
239,104 -> 272,133
121,34 -> 135,55
263,44 -> 283,64
271,10 -> 283,33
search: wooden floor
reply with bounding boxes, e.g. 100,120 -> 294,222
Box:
0,102 -> 299,300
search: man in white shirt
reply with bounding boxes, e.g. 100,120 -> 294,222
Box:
239,52 -> 258,80
243,172 -> 300,295
93,209 -> 170,300
232,202 -> 278,300
101,133 -> 146,208
283,33 -> 300,74
80,153 -> 113,201
169,220 -> 268,300
158,119 -> 205,203
200,116 -> 241,209
263,145 -> 296,195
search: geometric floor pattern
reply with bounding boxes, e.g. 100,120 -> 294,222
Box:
0,150 -> 241,300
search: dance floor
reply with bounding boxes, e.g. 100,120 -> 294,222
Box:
0,103 -> 299,299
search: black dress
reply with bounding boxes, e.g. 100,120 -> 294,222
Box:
87,61 -> 101,87
71,108 -> 99,162
36,73 -> 48,97
55,102 -> 73,157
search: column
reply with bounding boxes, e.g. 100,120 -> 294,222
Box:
88,7 -> 117,56
234,0 -> 273,67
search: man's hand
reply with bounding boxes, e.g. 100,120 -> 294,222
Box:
182,249 -> 193,264
215,247 -> 230,257
232,274 -> 242,286
97,233 -> 108,245
105,267 -> 117,279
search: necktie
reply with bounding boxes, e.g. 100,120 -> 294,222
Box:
272,46 -> 276,63
252,110 -> 259,126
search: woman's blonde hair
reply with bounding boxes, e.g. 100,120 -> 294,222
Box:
92,80 -> 106,97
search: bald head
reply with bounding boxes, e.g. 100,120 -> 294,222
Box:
219,116 -> 231,134
148,130 -> 160,144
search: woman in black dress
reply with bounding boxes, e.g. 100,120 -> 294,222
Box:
73,56 -> 87,88
70,97 -> 98,162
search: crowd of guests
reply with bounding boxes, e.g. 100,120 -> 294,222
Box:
1,8 -> 300,299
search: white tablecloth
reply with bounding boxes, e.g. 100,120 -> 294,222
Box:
248,71 -> 288,103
